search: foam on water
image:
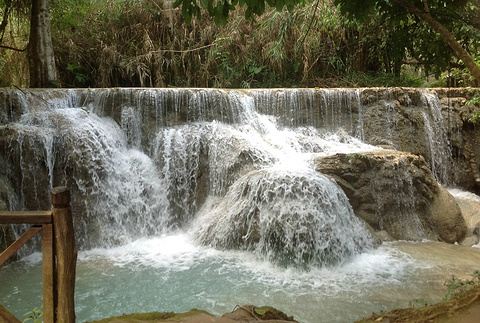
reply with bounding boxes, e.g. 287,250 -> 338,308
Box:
74,233 -> 413,286
4,199 -> 480,321
2,235 -> 451,323
78,234 -> 204,271
72,234 -> 420,296
448,188 -> 480,202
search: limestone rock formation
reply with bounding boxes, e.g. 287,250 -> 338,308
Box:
448,189 -> 480,246
358,88 -> 480,191
315,149 -> 467,243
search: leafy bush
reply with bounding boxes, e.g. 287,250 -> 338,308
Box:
23,306 -> 43,323
343,72 -> 424,87
49,0 -> 432,88
442,270 -> 480,302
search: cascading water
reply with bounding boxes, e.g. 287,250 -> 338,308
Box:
1,89 -> 376,260
4,105 -> 171,249
181,94 -> 374,267
193,168 -> 373,267
150,92 -> 376,267
1,88 -> 480,323
420,90 -> 453,185
370,158 -> 426,240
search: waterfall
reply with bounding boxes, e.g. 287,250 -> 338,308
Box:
1,94 -> 171,249
371,158 -> 426,240
0,88 -> 378,266
420,90 -> 452,185
1,87 -> 465,266
251,88 -> 363,133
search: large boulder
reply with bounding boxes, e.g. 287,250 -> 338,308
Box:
315,149 -> 467,243
448,189 -> 480,246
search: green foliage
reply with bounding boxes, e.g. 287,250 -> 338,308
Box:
468,112 -> 480,123
23,306 -> 43,323
442,270 -> 480,302
66,62 -> 89,86
466,90 -> 480,123
343,72 -> 424,88
49,0 -> 373,88
0,0 -> 30,86
254,307 -> 267,315
348,153 -> 368,160
334,0 -> 377,21
4,0 -> 476,88
443,56 -> 480,87
408,298 -> 430,308
334,0 -> 480,82
466,88 -> 480,106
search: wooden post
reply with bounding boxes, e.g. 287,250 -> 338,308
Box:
50,187 -> 77,323
42,223 -> 55,323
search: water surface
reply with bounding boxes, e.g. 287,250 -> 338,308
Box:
1,237 -> 479,323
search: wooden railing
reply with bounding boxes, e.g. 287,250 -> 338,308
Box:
0,187 -> 77,323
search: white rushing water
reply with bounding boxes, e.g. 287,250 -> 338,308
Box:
421,90 -> 453,185
2,88 -> 480,322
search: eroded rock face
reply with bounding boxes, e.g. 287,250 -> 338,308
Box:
358,88 -> 480,191
315,149 -> 467,243
448,189 -> 480,246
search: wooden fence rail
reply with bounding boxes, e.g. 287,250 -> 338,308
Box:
0,186 -> 76,323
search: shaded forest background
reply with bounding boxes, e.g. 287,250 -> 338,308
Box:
1,0 -> 479,88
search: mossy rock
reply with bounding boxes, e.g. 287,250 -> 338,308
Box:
355,285 -> 480,323
222,305 -> 298,322
251,305 -> 296,321
85,309 -> 212,322
87,306 -> 298,323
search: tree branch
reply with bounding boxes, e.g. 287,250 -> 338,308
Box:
297,0 -> 321,54
151,42 -> 217,53
394,0 -> 480,85
0,44 -> 27,52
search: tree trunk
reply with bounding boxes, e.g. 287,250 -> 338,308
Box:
28,0 -> 59,88
394,0 -> 480,86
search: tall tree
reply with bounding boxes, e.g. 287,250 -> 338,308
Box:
28,0 -> 58,87
0,0 -> 58,87
334,0 -> 480,85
